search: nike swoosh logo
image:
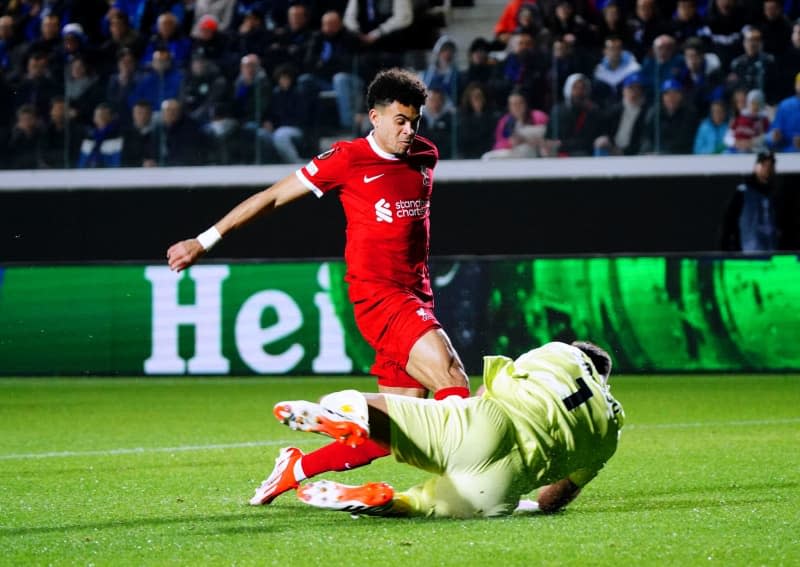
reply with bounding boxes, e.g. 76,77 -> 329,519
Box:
363,174 -> 385,183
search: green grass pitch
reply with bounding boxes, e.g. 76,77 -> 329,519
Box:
1,375 -> 799,566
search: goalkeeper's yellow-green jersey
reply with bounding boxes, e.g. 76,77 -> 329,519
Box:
482,342 -> 625,488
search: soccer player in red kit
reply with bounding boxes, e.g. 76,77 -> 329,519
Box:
165,68 -> 471,505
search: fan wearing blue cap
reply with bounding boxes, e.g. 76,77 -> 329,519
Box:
593,71 -> 647,156
640,75 -> 699,154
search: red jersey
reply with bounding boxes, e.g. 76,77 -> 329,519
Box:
296,132 -> 438,296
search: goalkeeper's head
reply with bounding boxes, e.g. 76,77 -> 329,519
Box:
572,341 -> 612,384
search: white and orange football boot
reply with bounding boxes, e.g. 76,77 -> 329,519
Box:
273,389 -> 370,448
249,447 -> 304,505
297,479 -> 395,515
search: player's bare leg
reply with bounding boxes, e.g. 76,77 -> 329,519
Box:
405,328 -> 470,398
377,384 -> 427,398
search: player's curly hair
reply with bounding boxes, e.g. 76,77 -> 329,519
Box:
366,68 -> 427,111
572,341 -> 613,380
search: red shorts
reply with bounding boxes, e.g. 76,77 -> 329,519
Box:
349,284 -> 441,389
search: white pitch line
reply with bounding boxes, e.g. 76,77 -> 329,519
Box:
626,417 -> 800,430
0,439 -> 299,461
1,418 -> 799,462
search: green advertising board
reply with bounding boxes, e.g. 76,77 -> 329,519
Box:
0,255 -> 798,375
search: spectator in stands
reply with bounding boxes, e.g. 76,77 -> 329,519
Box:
727,27 -> 779,106
729,86 -> 747,118
626,0 -> 668,61
542,73 -> 602,157
102,2 -> 146,37
205,102 -> 257,164
592,35 -> 641,106
107,48 -> 139,120
181,49 -> 228,124
299,10 -> 362,131
724,89 -> 769,154
77,103 -> 124,168
502,31 -> 550,111
693,97 -> 727,154
190,14 -> 233,71
232,0 -> 290,31
99,11 -> 145,76
422,35 -> 461,107
759,0 -> 793,59
420,85 -> 454,159
0,15 -> 23,74
64,55 -> 105,127
463,37 -> 502,103
13,50 -> 60,118
156,97 -> 207,165
678,37 -> 722,116
142,11 -> 192,68
129,47 -> 184,111
263,63 -> 313,163
139,0 -> 190,39
483,88 -> 548,159
778,21 -> 800,100
492,0 -> 539,49
194,0 -> 237,32
640,78 -> 698,154
4,104 -> 43,169
596,1 -> 631,48
26,13 -> 62,69
268,3 -> 313,73
232,53 -> 271,131
701,0 -> 746,69
231,6 -> 271,62
720,150 -> 782,253
768,72 -> 800,153
513,4 -> 546,44
639,34 -> 683,101
594,72 -> 647,156
457,81 -> 500,159
121,99 -> 157,167
547,33 -> 594,107
39,96 -> 81,168
343,0 -> 413,52
547,0 -> 597,51
51,22 -> 95,80
669,0 -> 706,44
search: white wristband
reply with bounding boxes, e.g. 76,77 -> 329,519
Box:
196,226 -> 222,251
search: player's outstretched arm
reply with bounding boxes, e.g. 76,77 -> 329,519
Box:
166,173 -> 310,272
536,478 -> 581,513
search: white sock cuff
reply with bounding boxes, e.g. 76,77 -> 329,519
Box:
293,458 -> 306,482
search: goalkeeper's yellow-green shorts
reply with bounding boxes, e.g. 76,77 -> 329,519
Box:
384,394 -> 531,518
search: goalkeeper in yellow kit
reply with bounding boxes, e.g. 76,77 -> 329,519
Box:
273,341 -> 625,518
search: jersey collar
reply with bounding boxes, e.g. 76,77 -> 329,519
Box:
367,131 -> 400,161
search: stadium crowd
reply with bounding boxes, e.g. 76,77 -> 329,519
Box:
1,0 -> 800,168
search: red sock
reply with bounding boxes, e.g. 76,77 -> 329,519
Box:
299,439 -> 390,478
434,386 -> 470,400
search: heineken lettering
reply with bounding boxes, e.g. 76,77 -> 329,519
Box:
144,263 -> 354,375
